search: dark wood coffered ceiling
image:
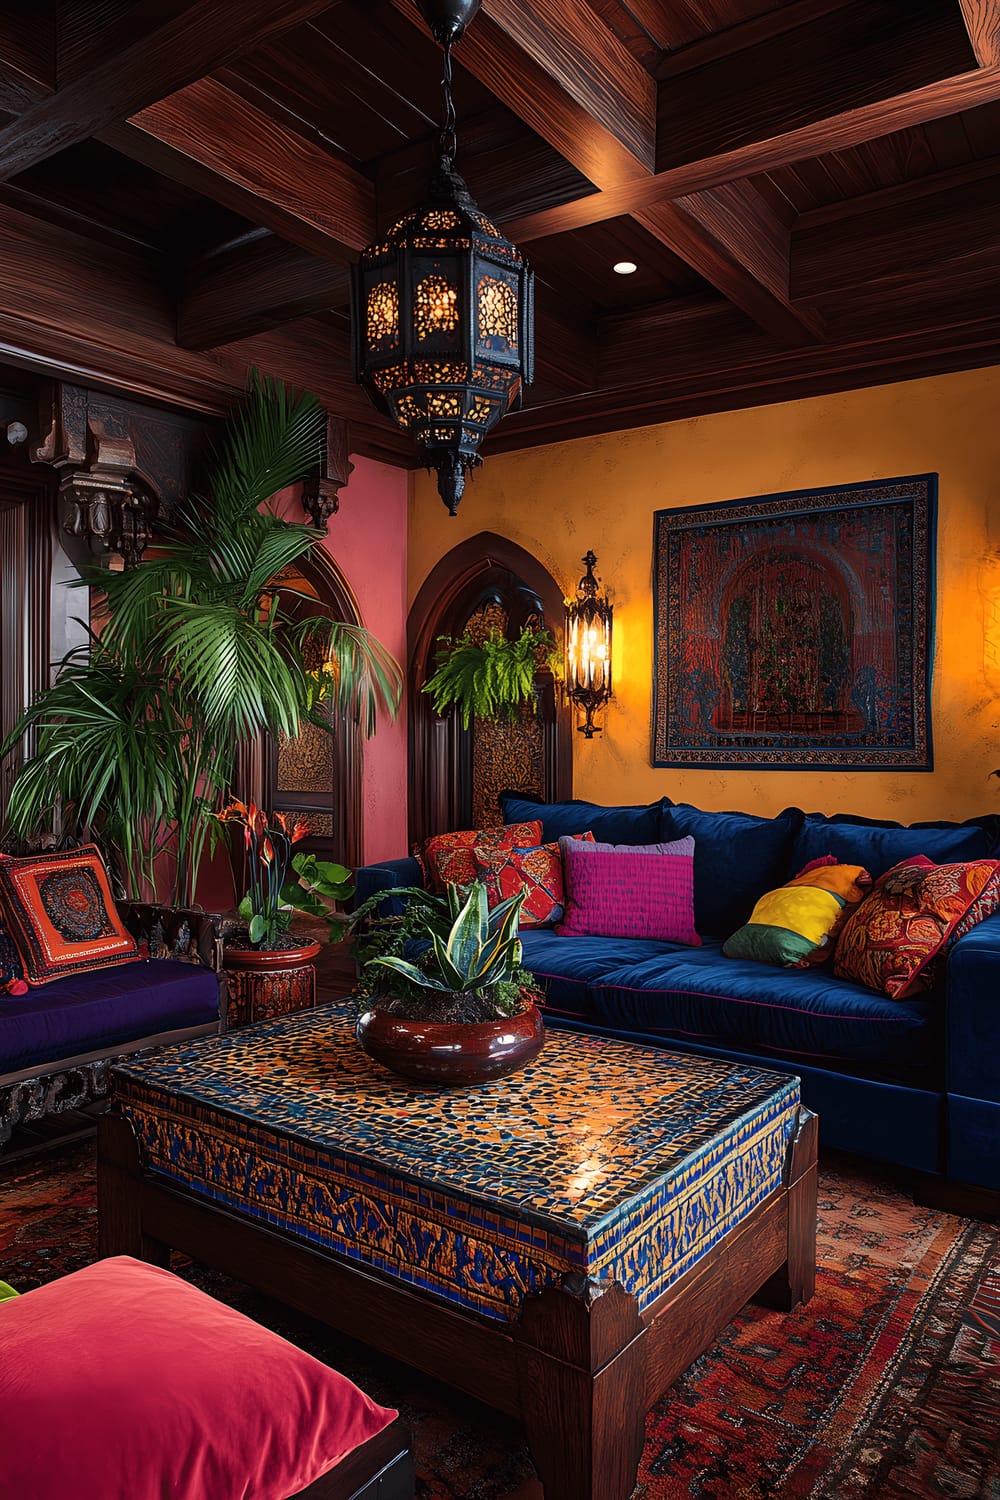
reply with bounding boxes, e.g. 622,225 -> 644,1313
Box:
1,0 -> 999,464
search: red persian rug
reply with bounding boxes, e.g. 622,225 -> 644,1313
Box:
1,1142 -> 998,1499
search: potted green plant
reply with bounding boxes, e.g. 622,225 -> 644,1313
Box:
422,625 -> 560,729
351,882 -> 545,1084
214,799 -> 354,1027
1,374 -> 401,910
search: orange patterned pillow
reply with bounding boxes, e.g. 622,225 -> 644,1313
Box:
420,821 -> 543,894
833,855 -> 1000,999
474,834 -> 595,927
0,845 -> 138,986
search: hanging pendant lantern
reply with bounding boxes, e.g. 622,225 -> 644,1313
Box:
350,0 -> 534,515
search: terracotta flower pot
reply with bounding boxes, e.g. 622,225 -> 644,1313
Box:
223,939 -> 321,1029
356,993 -> 546,1086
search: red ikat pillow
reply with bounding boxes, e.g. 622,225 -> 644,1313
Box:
419,820 -> 542,894
474,833 -> 595,927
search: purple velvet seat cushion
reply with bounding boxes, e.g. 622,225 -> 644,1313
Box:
0,960 -> 219,1076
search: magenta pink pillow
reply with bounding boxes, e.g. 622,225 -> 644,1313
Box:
0,1256 -> 397,1500
556,837 -> 701,944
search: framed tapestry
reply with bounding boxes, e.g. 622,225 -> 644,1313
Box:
652,474 -> 937,771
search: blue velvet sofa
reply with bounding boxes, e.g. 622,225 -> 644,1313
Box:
0,903 -> 221,1148
354,796 -> 1000,1197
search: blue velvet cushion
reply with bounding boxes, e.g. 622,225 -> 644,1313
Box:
541,938 -> 934,1084
789,812 -> 1000,882
499,793 -> 666,846
946,908 -> 1000,1106
0,960 -> 219,1076
350,857 -> 424,916
519,930 -> 676,1020
659,803 -> 804,936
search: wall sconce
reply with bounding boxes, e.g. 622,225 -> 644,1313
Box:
564,550 -> 613,737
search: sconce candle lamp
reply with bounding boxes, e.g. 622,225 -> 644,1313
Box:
565,550 -> 613,737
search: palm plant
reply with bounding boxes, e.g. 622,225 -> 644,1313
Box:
2,373 -> 402,906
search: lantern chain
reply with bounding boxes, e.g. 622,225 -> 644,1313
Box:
439,40 -> 458,165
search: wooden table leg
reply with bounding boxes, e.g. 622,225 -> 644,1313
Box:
758,1108 -> 818,1311
514,1275 -> 647,1500
97,1110 -> 171,1267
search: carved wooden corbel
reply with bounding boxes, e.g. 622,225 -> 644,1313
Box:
32,383 -> 157,568
301,413 -> 353,531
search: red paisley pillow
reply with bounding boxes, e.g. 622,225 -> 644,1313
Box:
420,821 -> 543,894
474,834 -> 595,927
833,855 -> 1000,999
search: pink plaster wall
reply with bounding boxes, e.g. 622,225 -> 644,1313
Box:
320,455 -> 409,863
275,456 -> 410,866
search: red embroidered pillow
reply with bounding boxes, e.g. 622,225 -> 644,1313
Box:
834,855 -> 1000,998
474,833 -> 595,927
420,821 -> 542,894
0,845 -> 138,985
947,860 -> 1000,948
0,1256 -> 398,1500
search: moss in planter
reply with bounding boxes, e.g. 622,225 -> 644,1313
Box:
373,973 -> 536,1025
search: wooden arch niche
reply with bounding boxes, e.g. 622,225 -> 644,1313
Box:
408,533 -> 571,847
237,548 -> 364,871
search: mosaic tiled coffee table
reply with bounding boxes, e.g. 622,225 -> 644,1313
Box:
98,1001 -> 817,1500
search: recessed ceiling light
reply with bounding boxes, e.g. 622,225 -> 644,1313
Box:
613,260 -> 638,275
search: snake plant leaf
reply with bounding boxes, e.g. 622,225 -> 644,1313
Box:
471,889 -> 526,979
430,931 -> 467,991
445,882 -> 489,974
369,956 -> 448,991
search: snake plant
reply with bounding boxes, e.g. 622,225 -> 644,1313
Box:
371,882 -> 526,994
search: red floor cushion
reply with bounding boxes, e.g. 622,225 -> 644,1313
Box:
0,1255 -> 398,1500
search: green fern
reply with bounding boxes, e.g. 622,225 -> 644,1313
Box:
422,627 -> 560,730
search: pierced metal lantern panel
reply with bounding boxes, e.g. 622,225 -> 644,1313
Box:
352,179 -> 534,514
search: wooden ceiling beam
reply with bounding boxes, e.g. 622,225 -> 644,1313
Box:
634,183 -> 824,345
178,235 -> 349,351
388,0 -> 655,185
0,0 -> 340,182
0,5 -> 54,112
654,0 -> 851,76
656,0 -> 976,172
388,5 -> 813,343
501,64 -> 1000,243
792,171 -> 1000,299
956,0 -> 1000,65
101,76 -> 375,260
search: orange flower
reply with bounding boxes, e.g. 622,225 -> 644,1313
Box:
261,836 -> 275,865
289,818 -> 312,844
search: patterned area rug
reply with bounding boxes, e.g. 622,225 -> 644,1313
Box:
1,1142 -> 998,1499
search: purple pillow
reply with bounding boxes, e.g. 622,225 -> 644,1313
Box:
556,839 -> 700,944
559,835 -> 694,858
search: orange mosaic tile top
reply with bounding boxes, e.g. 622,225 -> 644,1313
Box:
111,1002 -> 800,1321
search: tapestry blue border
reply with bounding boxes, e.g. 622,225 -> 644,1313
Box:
651,474 -> 937,771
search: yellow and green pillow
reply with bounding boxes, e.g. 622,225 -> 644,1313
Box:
723,857 -> 872,968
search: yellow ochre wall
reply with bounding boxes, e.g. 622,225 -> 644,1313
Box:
408,365 -> 1000,824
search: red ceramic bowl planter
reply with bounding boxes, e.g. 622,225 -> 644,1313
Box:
356,994 -> 546,1086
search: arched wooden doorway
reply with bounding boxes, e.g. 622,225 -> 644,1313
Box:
236,549 -> 364,870
408,533 -> 571,846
